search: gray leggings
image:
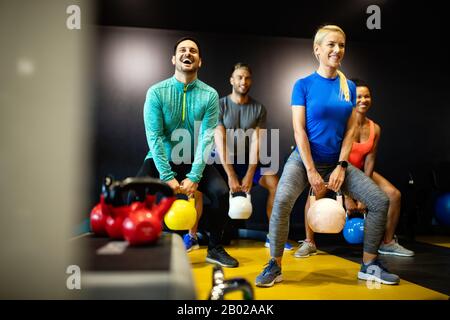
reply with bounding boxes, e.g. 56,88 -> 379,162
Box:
269,150 -> 389,257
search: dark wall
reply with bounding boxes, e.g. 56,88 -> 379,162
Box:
93,26 -> 450,233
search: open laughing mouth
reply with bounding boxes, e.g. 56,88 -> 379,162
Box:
182,57 -> 193,65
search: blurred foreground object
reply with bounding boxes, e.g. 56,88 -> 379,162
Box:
0,0 -> 92,298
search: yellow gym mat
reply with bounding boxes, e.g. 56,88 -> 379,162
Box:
415,235 -> 450,249
188,239 -> 448,300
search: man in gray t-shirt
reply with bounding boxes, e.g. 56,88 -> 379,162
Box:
214,63 -> 292,250
218,95 -> 266,162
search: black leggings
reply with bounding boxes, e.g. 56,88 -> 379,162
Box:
137,158 -> 230,249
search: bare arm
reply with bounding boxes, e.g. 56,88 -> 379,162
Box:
247,127 -> 259,174
338,108 -> 358,164
363,123 -> 381,178
328,108 -> 358,192
292,107 -> 314,170
241,127 -> 259,192
214,125 -> 241,192
214,125 -> 236,177
292,106 -> 325,193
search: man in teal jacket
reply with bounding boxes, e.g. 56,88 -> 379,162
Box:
137,37 -> 238,268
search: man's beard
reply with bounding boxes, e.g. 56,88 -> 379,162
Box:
234,86 -> 249,96
177,63 -> 198,73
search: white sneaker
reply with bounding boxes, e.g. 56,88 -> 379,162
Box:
294,240 -> 317,258
378,236 -> 415,257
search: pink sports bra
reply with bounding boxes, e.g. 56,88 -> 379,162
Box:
348,120 -> 375,170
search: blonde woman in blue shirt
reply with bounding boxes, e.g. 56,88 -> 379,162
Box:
256,26 -> 400,287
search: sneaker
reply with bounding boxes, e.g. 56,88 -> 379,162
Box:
206,246 -> 239,268
294,240 -> 317,258
378,236 -> 415,257
264,236 -> 293,251
255,258 -> 283,287
183,233 -> 199,252
358,259 -> 400,285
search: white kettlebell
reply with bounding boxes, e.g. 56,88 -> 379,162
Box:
228,192 -> 253,219
307,188 -> 346,233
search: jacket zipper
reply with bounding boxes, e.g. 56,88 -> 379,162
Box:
182,85 -> 187,122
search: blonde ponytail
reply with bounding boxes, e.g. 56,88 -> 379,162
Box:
336,70 -> 350,102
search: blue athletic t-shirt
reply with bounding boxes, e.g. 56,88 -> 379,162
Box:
291,72 -> 356,164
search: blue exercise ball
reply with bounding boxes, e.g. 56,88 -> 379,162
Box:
343,217 -> 365,244
435,193 -> 450,226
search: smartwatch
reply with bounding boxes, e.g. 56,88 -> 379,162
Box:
337,160 -> 348,169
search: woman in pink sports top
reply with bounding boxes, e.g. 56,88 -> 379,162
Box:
299,79 -> 414,258
345,79 -> 414,257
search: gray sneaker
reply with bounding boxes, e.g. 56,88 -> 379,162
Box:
378,236 -> 415,257
255,259 -> 283,287
294,240 -> 317,258
358,259 -> 400,285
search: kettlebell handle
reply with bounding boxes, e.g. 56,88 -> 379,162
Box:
176,193 -> 196,203
346,210 -> 367,219
103,176 -> 175,205
229,192 -> 251,201
120,177 -> 174,197
309,186 -> 343,206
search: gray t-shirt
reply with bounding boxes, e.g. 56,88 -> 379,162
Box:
218,95 -> 267,130
218,95 -> 267,160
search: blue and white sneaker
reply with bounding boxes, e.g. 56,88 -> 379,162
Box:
265,236 -> 293,251
255,258 -> 283,287
358,259 -> 400,285
183,233 -> 199,252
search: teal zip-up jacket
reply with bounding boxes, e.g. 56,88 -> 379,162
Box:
144,76 -> 219,183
